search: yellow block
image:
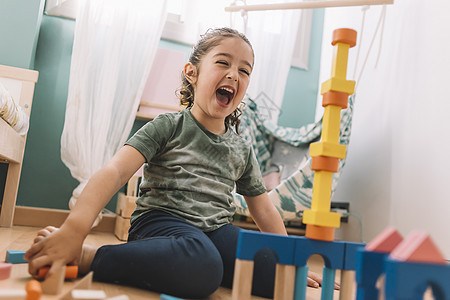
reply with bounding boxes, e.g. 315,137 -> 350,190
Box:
303,210 -> 341,228
321,77 -> 355,95
321,105 -> 342,143
310,171 -> 333,211
310,141 -> 347,159
331,43 -> 350,79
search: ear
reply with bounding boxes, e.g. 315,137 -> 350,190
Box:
184,62 -> 197,85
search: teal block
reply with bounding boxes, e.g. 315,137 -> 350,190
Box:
160,294 -> 184,300
5,250 -> 27,264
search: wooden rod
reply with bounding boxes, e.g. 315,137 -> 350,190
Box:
225,0 -> 394,12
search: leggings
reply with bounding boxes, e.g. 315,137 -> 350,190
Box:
90,210 -> 277,299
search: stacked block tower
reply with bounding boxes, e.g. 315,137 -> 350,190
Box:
303,28 -> 357,242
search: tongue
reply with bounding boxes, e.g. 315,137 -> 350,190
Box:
216,90 -> 229,105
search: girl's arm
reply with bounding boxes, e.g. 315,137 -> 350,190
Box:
244,192 -> 287,235
25,145 -> 145,275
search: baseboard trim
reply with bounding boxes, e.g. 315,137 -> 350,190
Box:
12,206 -> 116,233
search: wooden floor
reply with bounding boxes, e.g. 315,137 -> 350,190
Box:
0,226 -> 344,299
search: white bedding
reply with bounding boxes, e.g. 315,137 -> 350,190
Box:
0,81 -> 29,135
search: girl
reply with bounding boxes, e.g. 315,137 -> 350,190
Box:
25,28 -> 325,299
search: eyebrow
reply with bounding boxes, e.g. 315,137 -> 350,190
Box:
213,52 -> 253,70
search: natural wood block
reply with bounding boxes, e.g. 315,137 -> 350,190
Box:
114,215 -> 130,241
41,264 -> 66,295
273,264 -> 296,300
116,193 -> 137,218
126,175 -> 140,197
231,259 -> 254,300
60,271 -> 93,300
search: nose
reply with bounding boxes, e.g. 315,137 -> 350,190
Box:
227,69 -> 238,81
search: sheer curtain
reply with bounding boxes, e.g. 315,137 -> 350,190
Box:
61,0 -> 167,226
232,0 -> 301,123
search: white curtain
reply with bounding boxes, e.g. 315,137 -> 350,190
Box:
61,0 -> 167,226
232,0 -> 301,123
320,0 -> 450,255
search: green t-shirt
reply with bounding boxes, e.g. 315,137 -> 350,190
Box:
126,109 -> 266,232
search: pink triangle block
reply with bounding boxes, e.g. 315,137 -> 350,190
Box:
365,227 -> 403,253
389,230 -> 446,265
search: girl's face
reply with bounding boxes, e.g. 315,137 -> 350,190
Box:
185,37 -> 254,134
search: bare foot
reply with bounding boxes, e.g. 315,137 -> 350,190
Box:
33,226 -> 98,276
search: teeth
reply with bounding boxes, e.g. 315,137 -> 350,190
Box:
220,87 -> 234,94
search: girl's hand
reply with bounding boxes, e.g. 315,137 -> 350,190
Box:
25,225 -> 84,277
307,271 -> 340,290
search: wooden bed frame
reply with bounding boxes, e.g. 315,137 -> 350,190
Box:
0,64 -> 39,227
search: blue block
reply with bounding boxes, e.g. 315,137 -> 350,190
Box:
355,250 -> 387,300
321,266 -> 336,300
293,236 -> 346,269
343,241 -> 365,270
384,258 -> 450,300
5,250 -> 27,264
236,230 -> 296,265
160,294 -> 184,300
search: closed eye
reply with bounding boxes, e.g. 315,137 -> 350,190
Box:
240,69 -> 250,76
217,61 -> 229,66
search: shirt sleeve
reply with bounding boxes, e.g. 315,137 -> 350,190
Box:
125,114 -> 173,162
235,146 -> 267,197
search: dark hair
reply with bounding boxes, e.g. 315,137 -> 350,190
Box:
177,27 -> 254,133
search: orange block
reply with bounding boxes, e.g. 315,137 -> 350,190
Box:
332,28 -> 357,48
389,230 -> 447,265
365,227 -> 403,253
26,279 -> 42,300
305,224 -> 335,242
322,90 -> 348,109
37,265 -> 78,279
311,156 -> 339,172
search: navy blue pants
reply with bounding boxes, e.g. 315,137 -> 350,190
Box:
91,210 -> 277,299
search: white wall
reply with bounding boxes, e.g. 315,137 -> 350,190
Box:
317,0 -> 450,258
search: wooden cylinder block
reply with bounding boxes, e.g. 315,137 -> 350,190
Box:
305,224 -> 335,242
311,156 -> 340,172
332,28 -> 357,47
322,90 -> 348,109
37,265 -> 78,279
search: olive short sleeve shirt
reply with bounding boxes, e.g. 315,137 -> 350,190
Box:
126,109 -> 266,232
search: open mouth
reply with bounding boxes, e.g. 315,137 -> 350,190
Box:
216,87 -> 235,106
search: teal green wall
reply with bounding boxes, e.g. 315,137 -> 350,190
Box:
0,0 -> 44,206
17,16 -> 80,210
0,0 -> 45,69
3,9 -> 324,211
278,9 -> 324,128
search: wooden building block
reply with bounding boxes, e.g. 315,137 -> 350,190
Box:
106,296 -> 130,300
60,271 -> 93,300
126,175 -> 140,197
273,264 -> 295,300
71,289 -> 106,299
25,279 -> 42,300
0,289 -> 26,299
41,264 -> 66,295
389,230 -> 446,264
231,259 -> 254,300
114,215 -> 131,241
116,193 -> 136,218
321,77 -> 355,95
37,265 -> 78,279
5,250 -> 27,264
321,105 -> 342,143
309,141 -> 347,159
365,227 -> 403,253
0,262 -> 12,280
